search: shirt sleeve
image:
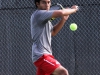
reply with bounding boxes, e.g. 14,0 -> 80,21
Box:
36,10 -> 55,22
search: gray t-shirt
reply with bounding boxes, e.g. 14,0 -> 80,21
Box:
31,9 -> 54,62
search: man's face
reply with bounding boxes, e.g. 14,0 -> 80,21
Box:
37,0 -> 51,10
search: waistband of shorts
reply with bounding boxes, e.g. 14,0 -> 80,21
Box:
34,54 -> 54,67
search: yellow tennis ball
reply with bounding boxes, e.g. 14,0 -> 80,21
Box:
70,23 -> 78,31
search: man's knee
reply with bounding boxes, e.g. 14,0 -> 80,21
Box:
52,66 -> 69,75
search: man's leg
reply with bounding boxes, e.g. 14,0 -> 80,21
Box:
51,66 -> 69,75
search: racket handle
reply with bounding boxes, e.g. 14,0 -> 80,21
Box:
75,5 -> 80,11
77,6 -> 80,11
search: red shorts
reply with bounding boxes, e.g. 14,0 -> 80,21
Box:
34,54 -> 61,75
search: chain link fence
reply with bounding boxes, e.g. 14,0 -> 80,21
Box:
1,0 -> 100,75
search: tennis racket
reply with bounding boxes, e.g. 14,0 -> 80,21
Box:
50,3 -> 64,10
50,3 -> 79,21
50,3 -> 64,21
50,3 -> 79,11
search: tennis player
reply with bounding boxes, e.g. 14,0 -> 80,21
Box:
31,0 -> 78,75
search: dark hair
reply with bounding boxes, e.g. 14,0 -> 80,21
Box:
34,0 -> 41,8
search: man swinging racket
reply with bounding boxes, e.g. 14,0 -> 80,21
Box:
31,0 -> 78,75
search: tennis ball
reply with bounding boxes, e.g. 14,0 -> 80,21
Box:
70,23 -> 78,31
